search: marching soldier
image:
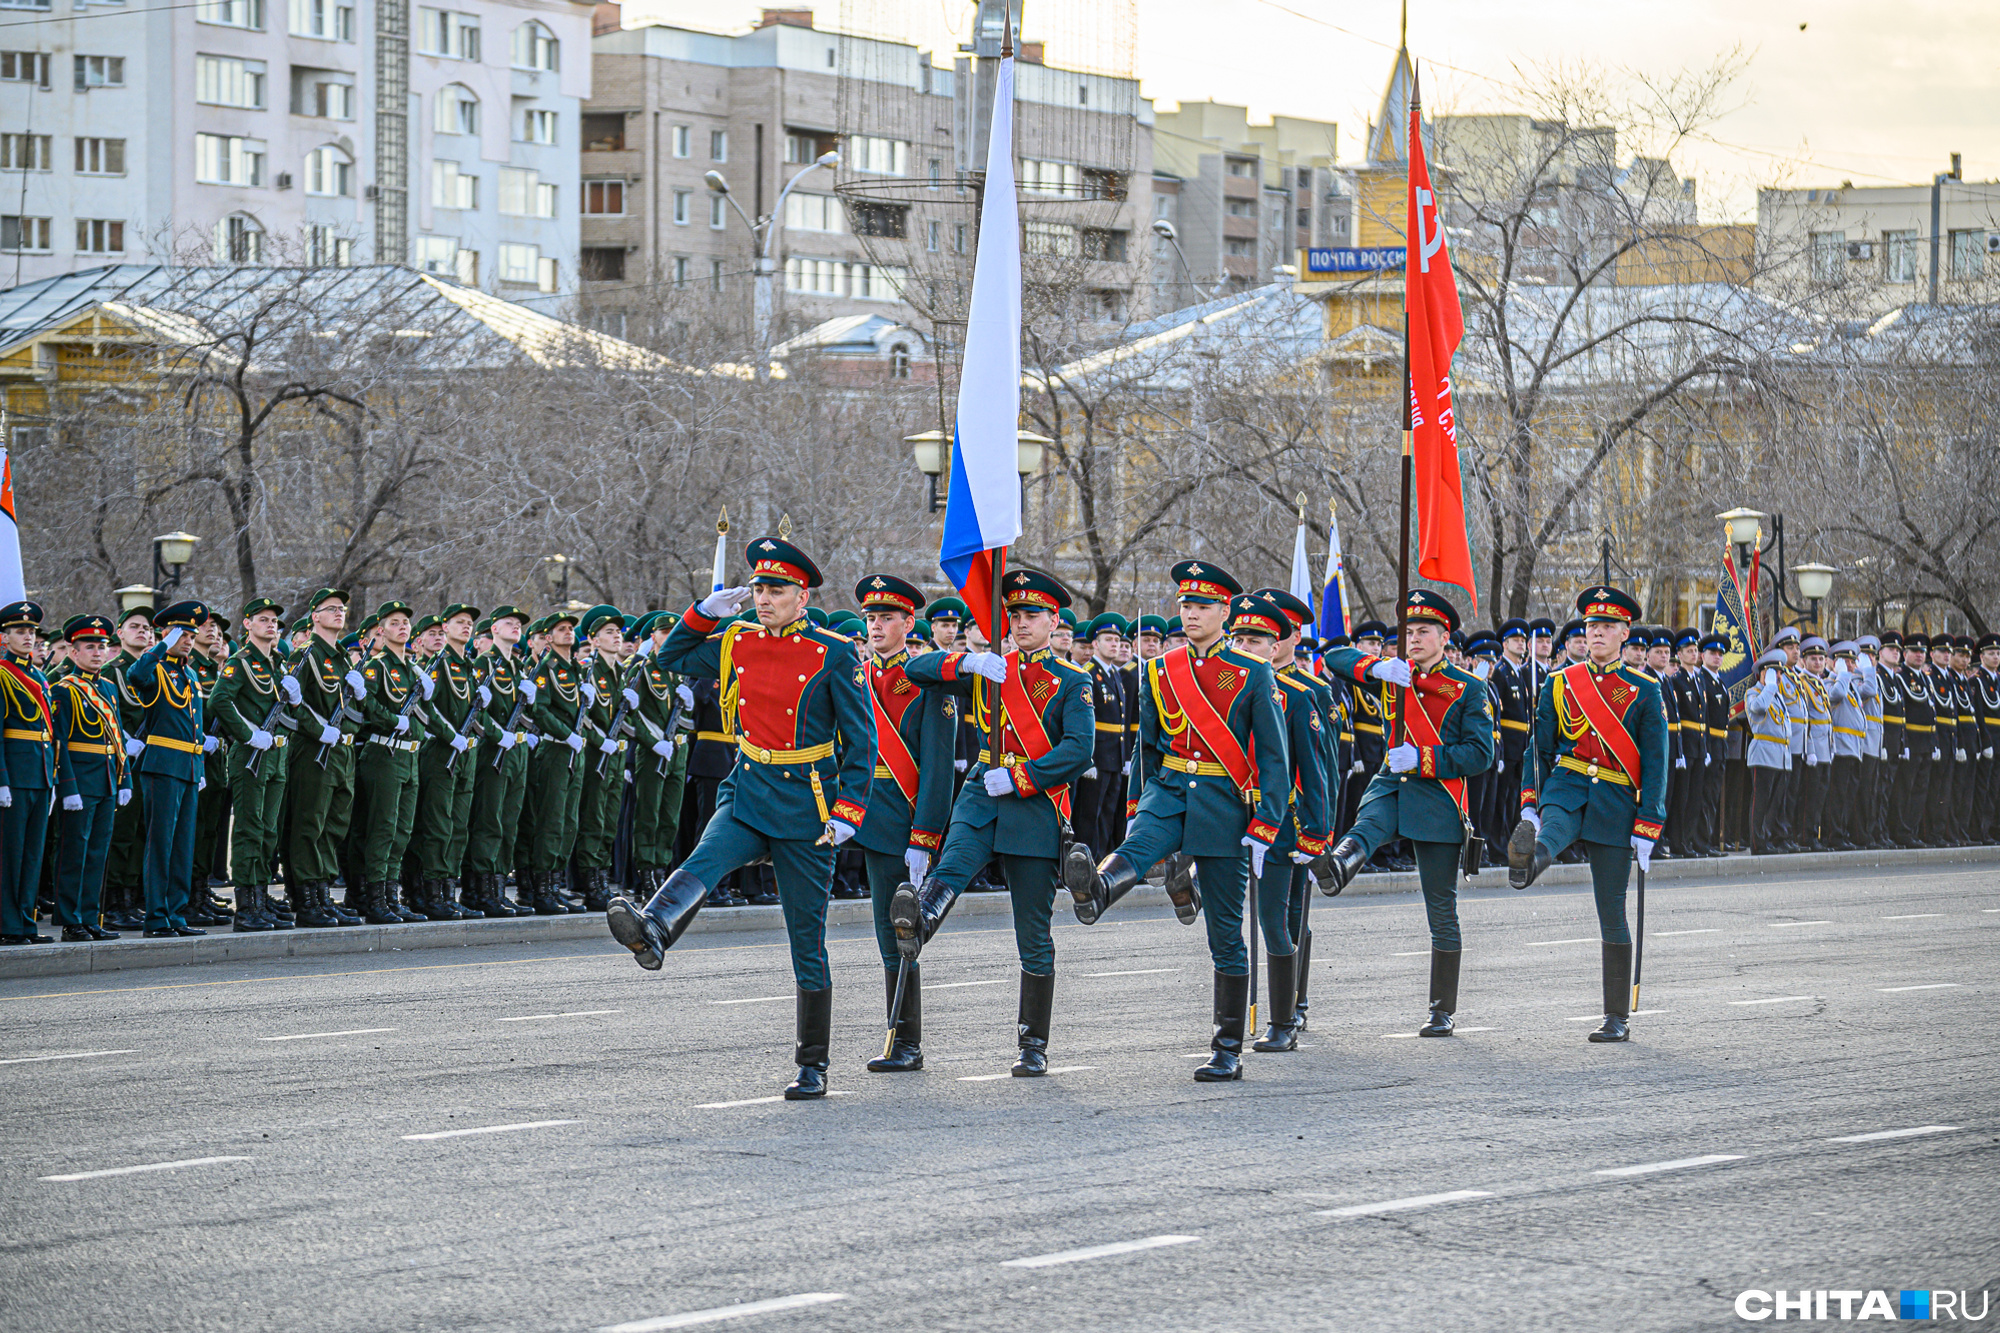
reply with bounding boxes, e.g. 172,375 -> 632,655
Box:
0,601 -> 56,945
1507,586 -> 1669,1043
1901,634 -> 1938,847
207,597 -> 297,931
841,574 -> 954,1074
463,607 -> 534,918
410,604 -> 485,918
129,601 -> 210,937
574,605 -> 632,910
522,608 -> 588,915
607,535 -> 875,1100
1317,590 -> 1494,1036
889,568 -> 1093,1076
51,614 -> 129,940
1065,561 -> 1288,1082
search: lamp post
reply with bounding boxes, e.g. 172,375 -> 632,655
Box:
1792,562 -> 1837,632
151,531 -> 199,597
908,429 -> 1050,514
707,150 -> 840,381
542,553 -> 571,605
1151,218 -> 1223,306
1715,508 -> 1835,630
113,584 -> 157,615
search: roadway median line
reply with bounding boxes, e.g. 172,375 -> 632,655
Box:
0,1048 -> 136,1065
401,1120 -> 581,1141
600,1292 -> 848,1331
1001,1235 -> 1200,1268
259,1027 -> 397,1041
1316,1189 -> 1495,1218
42,1155 -> 250,1182
1595,1154 -> 1744,1177
1827,1126 -> 1959,1143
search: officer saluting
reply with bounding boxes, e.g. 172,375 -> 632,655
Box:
1508,586 -> 1670,1043
51,614 -> 130,941
608,535 -> 875,1101
0,601 -> 56,944
129,601 -> 211,937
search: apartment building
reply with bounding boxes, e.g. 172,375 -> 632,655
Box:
1758,165 -> 2000,312
0,0 -> 590,298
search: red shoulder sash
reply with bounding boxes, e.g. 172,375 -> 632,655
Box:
868,660 -> 920,804
0,657 -> 51,733
1000,654 -> 1072,821
1400,680 -> 1467,816
1559,663 -> 1642,779
1159,648 -> 1257,799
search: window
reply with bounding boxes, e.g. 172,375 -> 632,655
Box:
710,129 -> 727,162
520,109 -> 557,145
1,215 -> 51,252
1021,158 -> 1081,197
498,167 -> 554,218
581,180 -> 624,215
75,137 -> 124,175
511,20 -> 556,71
307,80 -> 355,119
784,131 -> 835,165
416,8 -> 479,60
196,133 -> 265,185
672,255 -> 687,287
412,235 -> 458,274
306,145 -> 353,196
709,195 -> 725,229
581,113 -> 623,151
954,223 -> 967,254
849,202 -> 906,238
783,193 -> 843,233
73,55 -> 125,89
75,218 -> 124,254
214,213 -> 263,263
581,247 -> 624,281
0,0 -> 50,11
196,55 -> 267,108
710,258 -> 724,291
1025,221 -> 1076,256
0,52 -> 50,87
926,219 -> 939,252
672,125 -> 690,158
889,344 -> 910,378
927,158 -> 940,187
434,85 -> 477,135
0,134 -> 50,171
1810,231 -> 1846,283
1884,229 -> 1917,284
1950,229 -> 1984,278
1225,197 -> 1256,218
196,0 -> 264,29
784,256 -> 907,300
432,159 -> 475,208
1224,236 -> 1255,257
847,135 -> 907,176
455,248 -> 478,284
306,224 -> 352,266
1080,228 -> 1126,262
1296,207 -> 1310,229
672,188 -> 690,225
498,242 -> 540,285
1225,157 -> 1256,177
289,0 -> 354,40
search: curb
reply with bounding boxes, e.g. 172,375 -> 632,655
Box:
7,844 -> 1997,981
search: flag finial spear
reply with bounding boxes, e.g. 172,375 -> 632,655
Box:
1296,491 -> 1307,522
716,506 -> 728,536
777,512 -> 793,540
1001,0 -> 1014,58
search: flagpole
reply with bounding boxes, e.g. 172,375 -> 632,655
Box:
985,2 -> 1015,773
1394,311 -> 1413,749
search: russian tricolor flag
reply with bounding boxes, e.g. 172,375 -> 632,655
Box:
1317,499 -> 1351,641
0,446 -> 24,603
938,52 -> 1021,643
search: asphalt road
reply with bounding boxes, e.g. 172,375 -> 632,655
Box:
3,862 -> 1996,1333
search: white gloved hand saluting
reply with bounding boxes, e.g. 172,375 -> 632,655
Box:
962,652 -> 1008,684
1370,657 -> 1412,687
161,628 -> 185,650
698,586 -> 752,619
1386,742 -> 1420,773
983,767 -> 1016,797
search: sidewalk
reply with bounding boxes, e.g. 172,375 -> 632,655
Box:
7,844 -> 1996,981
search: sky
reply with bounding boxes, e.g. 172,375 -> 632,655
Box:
618,0 -> 2000,222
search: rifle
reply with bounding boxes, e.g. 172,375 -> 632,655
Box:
245,653 -> 307,778
309,644 -> 367,765
490,666 -> 535,771
594,668 -> 640,779
654,689 -> 686,778
444,657 -> 491,772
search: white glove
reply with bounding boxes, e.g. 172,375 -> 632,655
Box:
698,585 -> 751,618
496,731 -> 517,751
983,767 -> 1015,797
248,729 -> 273,751
1386,742 -> 1419,773
904,848 -> 930,884
1805,753 -> 1817,766
1675,755 -> 1686,770
1879,747 -> 1889,761
1957,748 -> 1968,762
117,788 -> 131,806
1704,752 -> 1713,767
1289,849 -> 1315,864
393,714 -> 409,734
1986,747 -> 1995,760
963,651 -> 1008,683
417,671 -> 435,700
826,819 -> 857,846
345,669 -> 366,698
476,684 -> 492,708
1521,806 -> 1542,832
651,738 -> 672,758
280,676 -> 302,705
1834,660 -> 1850,678
450,733 -> 470,754
318,724 -> 341,745
676,683 -> 696,709
1932,748 -> 1941,762
1370,658 -> 1412,686
1350,760 -> 1364,775
622,688 -> 639,710
202,735 -> 220,754
524,733 -> 541,749
125,737 -> 145,758
197,776 -> 206,792
1122,759 -> 1132,775
598,736 -> 620,755
1242,836 -> 1268,879
62,793 -> 82,812
1496,758 -> 1505,774
955,758 -> 968,773
1762,667 -> 1777,686
162,627 -> 185,650
1083,766 -> 1098,780
1631,835 -> 1653,872
581,681 -> 598,707
565,732 -> 586,754
520,679 -> 538,704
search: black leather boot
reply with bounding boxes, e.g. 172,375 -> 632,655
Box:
411,879 -> 450,921
1252,950 -> 1299,1051
1589,941 -> 1632,1043
889,876 -> 958,959
1419,949 -> 1462,1036
260,885 -> 294,930
865,965 -> 923,1072
437,877 -> 473,919
288,882 -> 333,928
231,883 -> 274,932
1509,840 -> 1552,891
184,892 -> 223,927
359,882 -> 399,926
1011,969 -> 1055,1076
784,986 -> 833,1099
1293,930 -> 1312,1031
606,868 -> 709,970
1162,853 -> 1202,924
1315,836 -> 1368,896
581,868 -> 616,912
1067,850 -> 1138,926
552,868 -> 586,913
387,881 -> 425,923
1194,971 -> 1249,1081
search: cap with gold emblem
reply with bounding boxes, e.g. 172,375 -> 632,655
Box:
61,613 -> 114,643
0,599 -> 43,630
1227,593 -> 1287,638
240,596 -> 283,622
855,573 -> 922,615
744,536 -> 824,589
579,604 -> 623,638
1575,585 -> 1640,624
152,599 -> 207,631
1171,559 -> 1240,605
305,587 -> 349,613
1000,567 -> 1072,612
1403,588 -> 1461,633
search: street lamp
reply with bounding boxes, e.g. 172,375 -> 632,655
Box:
908,429 -> 1051,513
152,531 -> 199,595
1792,562 -> 1837,630
1716,507 -> 1766,555
708,150 -> 840,380
542,553 -> 571,605
1152,218 -> 1223,305
113,584 -> 157,615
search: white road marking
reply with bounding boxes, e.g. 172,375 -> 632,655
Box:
1391,951 -> 1427,956
498,1010 -> 624,1022
600,1292 -> 848,1332
1729,996 -> 1815,1006
1881,913 -> 1942,920
42,1155 -> 250,1182
1084,969 -> 1178,977
928,979 -> 1008,990
1652,929 -> 1719,937
0,1049 -> 136,1066
708,997 -> 792,1006
1569,1011 -> 1666,1021
1526,938 -> 1598,946
1001,1235 -> 1201,1268
1595,1154 -> 1744,1177
1384,1027 -> 1496,1038
1877,984 -> 1962,993
259,1028 -> 397,1041
1315,1189 -> 1495,1218
959,1065 -> 1095,1082
1827,1126 -> 1960,1143
696,1093 -> 853,1109
401,1120 -> 581,1141
1770,920 -> 1833,928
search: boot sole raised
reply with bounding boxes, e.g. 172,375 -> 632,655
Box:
1507,817 -> 1539,869
604,899 -> 665,970
889,885 -> 924,958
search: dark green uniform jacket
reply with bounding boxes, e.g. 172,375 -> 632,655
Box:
1126,643 -> 1289,856
1520,660 -> 1670,844
854,646 -> 956,858
1325,648 -> 1495,843
125,639 -> 204,782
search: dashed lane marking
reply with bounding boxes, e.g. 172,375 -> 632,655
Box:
959,1066 -> 1095,1082
0,1049 -> 136,1065
259,1028 -> 397,1041
1877,984 -> 1961,993
600,1292 -> 849,1332
708,997 -> 791,1006
42,1155 -> 250,1182
1001,1235 -> 1201,1268
498,1010 -> 623,1022
1084,969 -> 1179,977
1652,929 -> 1720,937
1827,1126 -> 1960,1143
696,1093 -> 853,1109
928,979 -> 1009,990
1770,921 -> 1833,928
1526,938 -> 1598,946
1316,1189 -> 1495,1218
1569,1011 -> 1666,1021
1384,1027 -> 1496,1038
1729,996 -> 1815,1006
1595,1154 -> 1744,1177
401,1120 -> 581,1141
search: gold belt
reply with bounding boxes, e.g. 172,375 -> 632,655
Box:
1708,726 -> 1727,737
697,730 -> 733,744
976,748 -> 1028,768
147,734 -> 202,754
1556,754 -> 1630,786
1753,733 -> 1787,745
1833,725 -> 1866,737
1499,719 -> 1529,732
737,737 -> 835,765
1094,721 -> 1125,733
4,727 -> 50,742
1906,724 -> 1935,733
67,742 -> 115,755
1354,722 -> 1383,735
1163,754 -> 1232,778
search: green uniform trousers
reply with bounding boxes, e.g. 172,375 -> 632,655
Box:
412,739 -> 479,880
928,819 -> 1059,977
1115,810 -> 1251,976
353,741 -> 421,884
287,740 -> 356,885
524,742 -> 584,873
465,743 -> 529,875
227,743 -> 288,887
1533,803 -> 1634,944
682,805 -> 835,989
139,772 -> 196,932
631,745 -> 687,870
574,751 -> 625,869
54,789 -> 116,927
